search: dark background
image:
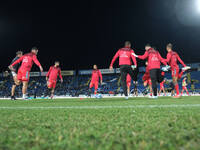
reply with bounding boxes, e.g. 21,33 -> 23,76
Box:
1,0 -> 200,71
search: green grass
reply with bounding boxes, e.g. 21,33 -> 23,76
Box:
0,96 -> 200,150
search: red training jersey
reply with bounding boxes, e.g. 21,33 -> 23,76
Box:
138,48 -> 166,70
165,50 -> 186,69
46,66 -> 63,81
126,74 -> 131,83
91,69 -> 102,82
11,52 -> 41,71
110,47 -> 137,67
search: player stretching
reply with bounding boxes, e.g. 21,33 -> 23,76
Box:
133,44 -> 167,99
9,47 -> 43,99
89,65 -> 102,95
46,61 -> 63,99
142,62 -> 152,97
159,79 -> 166,96
109,41 -> 137,99
165,43 -> 190,98
126,74 -> 131,96
181,77 -> 189,96
9,51 -> 23,100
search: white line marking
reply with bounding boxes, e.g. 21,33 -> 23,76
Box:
0,104 -> 200,109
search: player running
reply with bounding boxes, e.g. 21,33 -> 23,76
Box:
46,61 -> 63,99
9,51 -> 23,100
89,65 -> 103,95
165,43 -> 190,98
9,47 -> 43,99
133,44 -> 167,98
142,62 -> 152,97
109,41 -> 137,99
181,77 -> 189,96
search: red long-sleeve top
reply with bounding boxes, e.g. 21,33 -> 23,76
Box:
165,50 -> 186,69
110,47 -> 137,67
11,52 -> 41,71
138,48 -> 166,70
46,66 -> 63,81
91,69 -> 102,82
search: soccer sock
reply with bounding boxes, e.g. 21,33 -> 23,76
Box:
94,91 -> 97,95
175,84 -> 180,95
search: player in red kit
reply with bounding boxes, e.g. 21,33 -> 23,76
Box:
9,47 -> 43,99
181,77 -> 189,96
133,44 -> 167,98
109,41 -> 137,99
46,61 -> 63,99
89,65 -> 103,95
165,43 -> 190,98
126,74 -> 131,96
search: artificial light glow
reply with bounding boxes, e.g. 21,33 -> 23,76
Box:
197,0 -> 200,13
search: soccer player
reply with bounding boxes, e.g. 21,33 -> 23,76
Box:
181,77 -> 189,96
9,47 -> 43,99
165,43 -> 190,98
46,61 -> 63,99
126,74 -> 131,96
89,65 -> 102,95
9,51 -> 23,100
159,79 -> 166,96
133,44 -> 167,98
142,62 -> 152,97
109,41 -> 137,99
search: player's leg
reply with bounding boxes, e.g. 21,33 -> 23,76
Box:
89,82 -> 94,96
163,88 -> 166,96
50,88 -> 55,99
181,87 -> 185,95
172,67 -> 181,98
150,69 -> 158,97
22,81 -> 28,99
127,85 -> 130,96
185,87 -> 189,95
94,82 -> 99,95
120,66 -> 128,97
149,81 -> 153,97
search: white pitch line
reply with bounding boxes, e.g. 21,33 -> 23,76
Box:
0,104 -> 200,109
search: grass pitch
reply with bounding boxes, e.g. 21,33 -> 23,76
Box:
0,96 -> 200,150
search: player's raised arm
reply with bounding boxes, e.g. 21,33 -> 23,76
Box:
58,68 -> 63,82
158,52 -> 167,65
165,52 -> 171,64
176,53 -> 186,67
137,51 -> 149,60
109,50 -> 119,69
33,55 -> 43,72
130,50 -> 137,67
99,70 -> 103,83
9,56 -> 24,70
46,66 -> 52,80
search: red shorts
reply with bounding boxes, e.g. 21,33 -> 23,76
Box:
127,81 -> 131,88
182,86 -> 187,91
17,69 -> 30,81
171,67 -> 179,78
48,80 -> 57,89
90,81 -> 98,90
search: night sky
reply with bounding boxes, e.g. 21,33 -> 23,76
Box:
1,0 -> 200,71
